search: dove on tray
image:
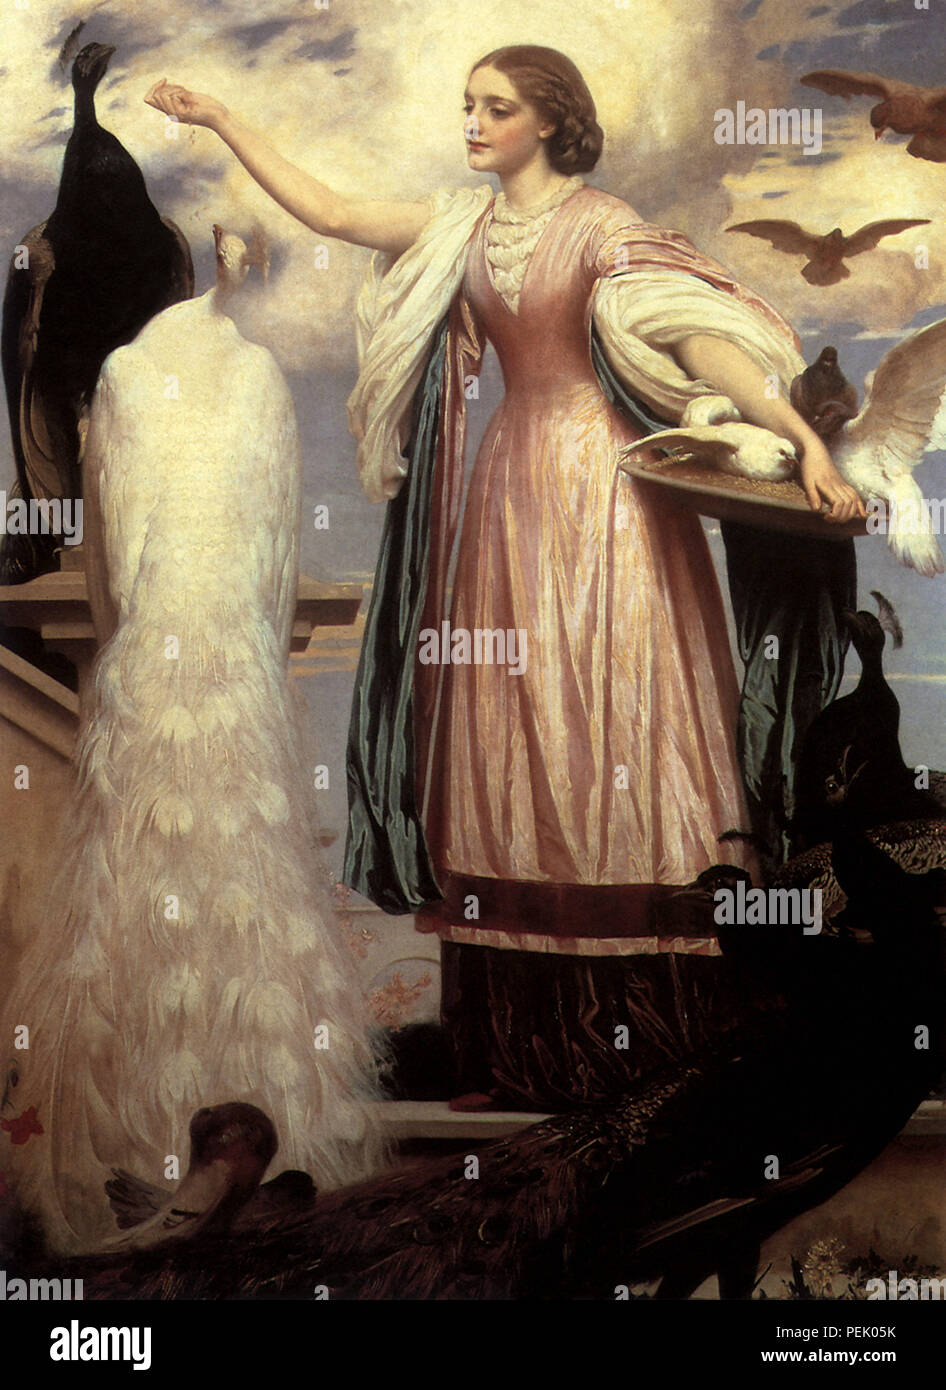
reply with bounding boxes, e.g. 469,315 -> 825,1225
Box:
618,394 -> 798,482
620,319 -> 946,578
810,319 -> 946,577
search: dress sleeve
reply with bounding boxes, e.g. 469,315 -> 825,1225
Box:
591,217 -> 806,424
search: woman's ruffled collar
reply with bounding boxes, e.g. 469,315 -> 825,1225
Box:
491,175 -> 584,226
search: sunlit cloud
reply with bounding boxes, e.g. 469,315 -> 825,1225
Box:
1,2 -> 944,380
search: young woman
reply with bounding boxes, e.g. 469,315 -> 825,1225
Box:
146,46 -> 863,1108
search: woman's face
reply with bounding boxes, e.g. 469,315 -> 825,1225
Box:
463,65 -> 554,175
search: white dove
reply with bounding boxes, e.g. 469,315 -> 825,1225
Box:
618,395 -> 798,482
815,319 -> 946,577
621,319 -> 946,576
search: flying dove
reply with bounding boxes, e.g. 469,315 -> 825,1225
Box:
801,70 -> 946,162
725,219 -> 930,286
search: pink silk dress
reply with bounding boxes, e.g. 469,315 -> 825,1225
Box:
419,183 -> 755,950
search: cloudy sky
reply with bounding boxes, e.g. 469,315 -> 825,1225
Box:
3,0 -> 946,852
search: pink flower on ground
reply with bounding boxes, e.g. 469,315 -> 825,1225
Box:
1,1107 -> 44,1146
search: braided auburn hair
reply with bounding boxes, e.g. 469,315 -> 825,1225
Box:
470,45 -> 604,175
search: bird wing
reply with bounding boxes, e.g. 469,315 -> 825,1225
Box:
80,347 -> 165,621
2,222 -> 63,504
906,131 -> 946,162
842,219 -> 930,257
844,317 -> 946,469
799,69 -> 895,100
233,344 -> 302,654
725,220 -> 818,256
105,1168 -> 169,1230
618,430 -> 738,471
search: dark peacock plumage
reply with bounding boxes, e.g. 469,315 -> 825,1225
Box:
793,592 -> 942,850
18,820 -> 938,1302
1,42 -> 193,583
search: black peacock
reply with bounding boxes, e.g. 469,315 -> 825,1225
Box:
1,42 -> 193,584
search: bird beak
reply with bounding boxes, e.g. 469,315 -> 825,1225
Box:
874,127 -> 886,140
212,224 -> 224,253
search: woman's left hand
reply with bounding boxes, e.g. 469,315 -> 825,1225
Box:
797,441 -> 866,523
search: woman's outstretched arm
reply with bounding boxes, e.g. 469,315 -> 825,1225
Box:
145,81 -> 430,256
674,334 -> 866,523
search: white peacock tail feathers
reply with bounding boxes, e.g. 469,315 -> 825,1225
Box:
258,780 -> 290,825
311,949 -> 346,994
159,1051 -> 206,1107
71,929 -> 110,982
159,963 -> 203,1017
195,687 -> 241,734
0,276 -> 386,1254
245,982 -> 305,1040
214,802 -> 251,840
148,888 -> 187,949
283,910 -> 317,957
154,704 -> 199,744
152,791 -> 196,838
332,1098 -> 371,1144
213,882 -> 259,935
265,1042 -> 307,1092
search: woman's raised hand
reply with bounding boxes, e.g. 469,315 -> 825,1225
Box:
144,79 -> 228,132
143,82 -> 427,254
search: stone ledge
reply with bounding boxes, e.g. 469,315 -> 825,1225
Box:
372,1100 -> 551,1140
0,644 -> 79,757
0,568 -> 362,655
372,1098 -> 946,1141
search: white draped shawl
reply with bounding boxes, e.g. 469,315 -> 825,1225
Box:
347,184 -> 806,502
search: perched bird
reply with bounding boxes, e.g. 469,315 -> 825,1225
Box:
801,69 -> 946,163
1,42 -> 193,583
793,593 -> 941,850
774,818 -> 946,928
625,318 -> 946,574
790,346 -> 859,439
39,829 -> 946,1300
101,1104 -> 280,1250
48,854 -> 946,1300
619,395 -> 797,482
725,218 -> 930,286
0,223 -> 386,1255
